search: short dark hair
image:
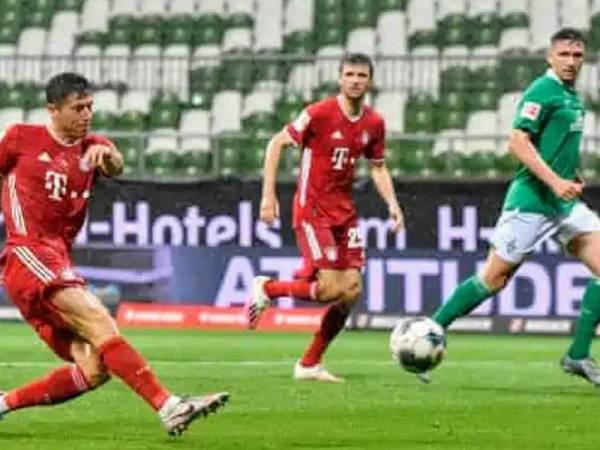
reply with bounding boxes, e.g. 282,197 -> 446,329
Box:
45,72 -> 92,105
551,27 -> 587,45
338,53 -> 374,78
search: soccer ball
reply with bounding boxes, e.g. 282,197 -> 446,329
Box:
389,317 -> 446,373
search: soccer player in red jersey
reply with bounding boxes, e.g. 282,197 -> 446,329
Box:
247,54 -> 404,381
0,73 -> 228,434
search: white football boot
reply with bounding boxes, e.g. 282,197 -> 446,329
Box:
293,361 -> 344,383
246,276 -> 272,329
159,392 -> 229,436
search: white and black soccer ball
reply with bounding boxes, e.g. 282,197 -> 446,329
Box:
389,317 -> 446,373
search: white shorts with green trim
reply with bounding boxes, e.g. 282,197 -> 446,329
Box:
490,202 -> 600,264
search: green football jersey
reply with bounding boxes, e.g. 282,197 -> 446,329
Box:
503,69 -> 585,216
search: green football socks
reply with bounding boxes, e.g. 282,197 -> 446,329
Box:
568,278 -> 600,360
433,275 -> 494,328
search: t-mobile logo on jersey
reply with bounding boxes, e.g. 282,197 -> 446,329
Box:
331,147 -> 349,170
45,170 -> 68,201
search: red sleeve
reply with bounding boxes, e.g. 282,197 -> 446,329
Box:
364,118 -> 385,162
286,103 -> 320,147
0,125 -> 19,175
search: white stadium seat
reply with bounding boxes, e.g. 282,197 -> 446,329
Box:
407,0 -> 436,35
211,91 -> 242,135
121,90 -> 152,114
284,0 -> 313,34
81,0 -> 110,33
346,28 -> 376,58
377,11 -> 407,56
374,91 -> 406,134
466,111 -> 499,154
180,109 -> 211,152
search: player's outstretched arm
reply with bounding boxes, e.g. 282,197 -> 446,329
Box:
260,129 -> 295,225
509,129 -> 583,200
370,161 -> 404,232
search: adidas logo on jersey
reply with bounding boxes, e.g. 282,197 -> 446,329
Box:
331,130 -> 343,139
37,151 -> 52,163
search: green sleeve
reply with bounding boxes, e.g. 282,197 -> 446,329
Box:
512,84 -> 553,137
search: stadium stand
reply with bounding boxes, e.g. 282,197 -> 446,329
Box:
0,0 -> 597,178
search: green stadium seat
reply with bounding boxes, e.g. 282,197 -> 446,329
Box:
440,66 -> 471,92
501,60 -> 536,92
0,5 -> 22,26
243,137 -> 267,177
471,65 -> 501,93
408,30 -> 437,50
162,16 -> 193,46
502,12 -> 529,29
190,66 -> 220,95
438,91 -> 468,113
317,0 -> 344,12
25,0 -> 55,28
243,112 -> 277,137
404,94 -> 436,133
227,13 -> 253,29
281,146 -> 301,178
92,111 -> 116,131
438,15 -> 469,47
461,152 -> 496,176
193,14 -> 224,46
0,23 -> 20,44
254,60 -> 286,85
316,25 -> 345,48
134,18 -> 162,46
470,14 -> 502,47
220,60 -> 253,92
56,0 -> 84,11
114,111 -> 146,131
468,90 -> 499,111
345,0 -> 377,29
108,16 -> 135,45
284,31 -> 313,55
495,153 -> 519,176
77,31 -> 106,47
436,109 -> 468,131
145,150 -> 178,177
379,0 -> 408,12
177,151 -> 213,177
217,134 -> 245,177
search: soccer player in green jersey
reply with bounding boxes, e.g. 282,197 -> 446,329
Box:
431,28 -> 600,385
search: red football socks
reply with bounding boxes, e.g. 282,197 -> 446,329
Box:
264,280 -> 317,300
98,336 -> 170,411
5,365 -> 90,411
300,303 -> 349,367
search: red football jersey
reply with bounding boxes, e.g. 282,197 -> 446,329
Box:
287,96 -> 385,226
0,124 -> 113,251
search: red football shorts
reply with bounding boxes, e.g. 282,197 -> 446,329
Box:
2,245 -> 85,361
293,217 -> 365,280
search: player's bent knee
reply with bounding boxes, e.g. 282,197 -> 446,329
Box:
339,283 -> 362,304
83,369 -> 111,388
316,282 -> 345,303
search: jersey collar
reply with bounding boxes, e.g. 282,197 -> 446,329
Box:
544,68 -> 564,85
336,95 -> 364,123
46,124 -> 82,147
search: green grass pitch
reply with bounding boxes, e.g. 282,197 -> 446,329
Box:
0,322 -> 598,450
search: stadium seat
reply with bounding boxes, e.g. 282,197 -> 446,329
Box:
286,63 -> 315,98
284,0 -> 314,35
499,28 -> 530,54
162,44 -> 190,100
379,0 -> 407,12
437,0 -> 467,20
345,0 -> 377,29
254,2 -> 283,52
498,92 -> 521,134
147,128 -> 178,153
377,11 -> 407,56
407,0 -> 435,38
315,45 -> 344,87
229,0 -> 255,24
94,89 -> 119,113
530,0 -> 558,52
346,28 -> 376,58
74,44 -> 102,83
102,44 -> 131,86
284,31 -> 313,55
192,15 -> 224,46
110,0 -> 138,16
121,90 -> 152,114
17,28 -> 46,83
432,129 -> 466,156
578,63 -> 599,100
410,46 -> 440,96
139,0 -> 167,15
132,44 -> 162,92
276,91 -> 305,125
220,58 -> 253,92
180,108 -> 210,152
168,0 -> 196,15
80,0 -> 110,33
25,2 -> 54,29
0,107 -> 25,134
441,66 -> 471,93
501,0 -> 529,29
0,44 -> 16,83
211,90 -> 242,135
374,91 -> 406,134
467,0 -> 498,17
243,136 -> 267,177
560,0 -> 589,30
25,107 -> 47,124
198,0 -> 226,15
404,94 -> 436,133
222,28 -> 252,53
466,111 -> 499,153
217,133 -> 245,177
